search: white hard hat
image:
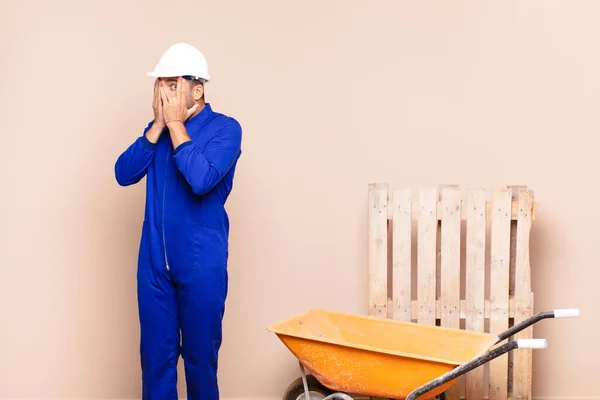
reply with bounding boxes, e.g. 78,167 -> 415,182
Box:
147,43 -> 210,82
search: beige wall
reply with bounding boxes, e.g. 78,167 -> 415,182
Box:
1,1 -> 598,399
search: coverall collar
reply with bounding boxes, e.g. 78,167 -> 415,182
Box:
186,102 -> 213,130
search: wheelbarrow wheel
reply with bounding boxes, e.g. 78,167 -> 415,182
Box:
282,374 -> 335,400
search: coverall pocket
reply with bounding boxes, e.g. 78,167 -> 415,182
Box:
191,224 -> 228,270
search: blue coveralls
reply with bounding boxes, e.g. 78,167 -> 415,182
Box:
114,103 -> 242,400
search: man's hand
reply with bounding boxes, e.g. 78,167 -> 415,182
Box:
145,79 -> 166,144
160,77 -> 199,125
160,77 -> 199,150
152,79 -> 166,129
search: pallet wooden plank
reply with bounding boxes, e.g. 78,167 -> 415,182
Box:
507,185 -> 526,297
465,189 -> 487,400
436,186 -> 458,320
368,183 -> 388,318
387,199 -> 535,221
392,188 -> 412,322
489,188 -> 512,400
407,296 -> 520,320
507,185 -> 523,397
513,189 -> 535,400
440,187 -> 461,400
440,187 -> 461,324
417,187 -> 437,325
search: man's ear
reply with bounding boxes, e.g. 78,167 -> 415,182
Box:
193,84 -> 204,101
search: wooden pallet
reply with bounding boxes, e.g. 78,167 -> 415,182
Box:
367,184 -> 536,400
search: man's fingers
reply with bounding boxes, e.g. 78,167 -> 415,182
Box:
187,103 -> 199,119
153,80 -> 160,107
159,85 -> 169,104
178,76 -> 185,99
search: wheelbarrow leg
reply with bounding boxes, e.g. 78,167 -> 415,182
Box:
439,393 -> 447,400
299,361 -> 311,399
298,362 -> 353,400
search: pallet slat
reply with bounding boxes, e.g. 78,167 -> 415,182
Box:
368,183 -> 388,318
489,189 -> 512,400
507,185 -> 524,396
417,188 -> 438,325
440,187 -> 462,400
386,199 -> 535,221
406,296 -> 519,321
513,190 -> 535,400
465,189 -> 486,400
392,188 -> 412,322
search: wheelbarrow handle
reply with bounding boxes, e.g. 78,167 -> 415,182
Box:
406,338 -> 546,400
517,338 -> 548,349
554,308 -> 580,318
496,308 -> 580,343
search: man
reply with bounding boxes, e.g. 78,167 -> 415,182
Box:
114,42 -> 242,400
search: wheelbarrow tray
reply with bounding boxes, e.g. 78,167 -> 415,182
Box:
268,309 -> 499,399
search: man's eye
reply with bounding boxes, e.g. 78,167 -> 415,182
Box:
171,84 -> 177,90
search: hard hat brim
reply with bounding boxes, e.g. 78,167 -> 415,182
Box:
147,71 -> 210,82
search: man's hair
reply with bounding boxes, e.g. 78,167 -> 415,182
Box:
183,76 -> 206,100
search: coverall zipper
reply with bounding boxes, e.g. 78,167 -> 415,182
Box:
162,148 -> 169,271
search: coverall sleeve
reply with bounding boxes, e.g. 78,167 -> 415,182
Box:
114,121 -> 157,186
173,118 -> 242,196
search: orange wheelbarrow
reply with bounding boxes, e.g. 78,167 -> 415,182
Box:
267,308 -> 579,400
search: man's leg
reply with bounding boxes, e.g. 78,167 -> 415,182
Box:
138,266 -> 180,400
177,267 -> 228,400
